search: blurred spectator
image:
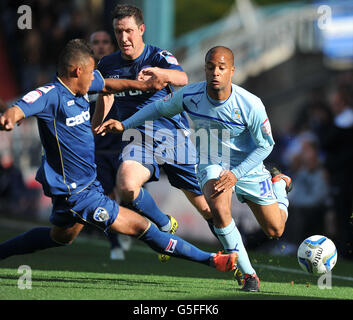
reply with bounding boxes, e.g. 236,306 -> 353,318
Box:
284,139 -> 330,246
0,0 -> 102,94
0,153 -> 39,217
321,83 -> 353,259
0,97 -> 8,113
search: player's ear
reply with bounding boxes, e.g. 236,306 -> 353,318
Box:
139,23 -> 145,36
75,66 -> 82,78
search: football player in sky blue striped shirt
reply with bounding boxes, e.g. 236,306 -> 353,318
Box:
96,46 -> 293,292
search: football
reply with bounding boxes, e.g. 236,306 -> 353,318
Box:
297,235 -> 337,275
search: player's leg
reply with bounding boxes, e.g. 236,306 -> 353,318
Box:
95,152 -> 126,260
108,205 -> 237,271
0,221 -> 83,260
202,178 -> 257,281
116,160 -> 172,230
246,201 -> 286,238
242,166 -> 292,238
162,163 -> 219,240
181,189 -> 219,240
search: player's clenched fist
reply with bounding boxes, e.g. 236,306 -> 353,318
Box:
95,119 -> 125,136
0,106 -> 25,131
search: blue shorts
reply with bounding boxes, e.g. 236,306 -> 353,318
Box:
95,151 -> 120,195
49,180 -> 119,231
103,139 -> 203,195
196,163 -> 277,205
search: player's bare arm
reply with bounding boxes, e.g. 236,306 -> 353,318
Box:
91,93 -> 115,131
92,75 -> 169,131
138,67 -> 188,87
0,106 -> 25,131
102,76 -> 168,94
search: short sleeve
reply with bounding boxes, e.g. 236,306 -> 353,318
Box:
15,85 -> 56,118
247,99 -> 275,147
152,49 -> 184,71
88,70 -> 105,93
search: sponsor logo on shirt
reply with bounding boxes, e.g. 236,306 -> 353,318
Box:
159,50 -> 179,65
66,110 -> 90,127
21,85 -> 55,103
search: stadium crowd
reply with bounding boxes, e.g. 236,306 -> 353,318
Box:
0,1 -> 352,260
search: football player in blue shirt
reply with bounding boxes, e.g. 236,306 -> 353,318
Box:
0,39 -> 238,274
92,4 -> 214,263
96,46 -> 294,292
89,30 -> 132,260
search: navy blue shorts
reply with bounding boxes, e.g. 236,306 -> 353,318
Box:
95,151 -> 120,195
95,141 -> 203,196
119,141 -> 202,195
49,180 -> 119,231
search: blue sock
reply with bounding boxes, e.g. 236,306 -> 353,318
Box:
214,219 -> 256,275
129,188 -> 170,230
139,223 -> 213,266
0,227 -> 63,260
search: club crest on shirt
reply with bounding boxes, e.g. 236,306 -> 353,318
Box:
232,108 -> 241,119
93,207 -> 109,222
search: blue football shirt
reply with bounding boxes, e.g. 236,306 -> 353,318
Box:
96,44 -> 191,152
14,70 -> 105,197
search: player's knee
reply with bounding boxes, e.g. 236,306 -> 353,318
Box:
198,206 -> 212,220
265,225 -> 284,239
50,228 -> 78,245
50,233 -> 75,245
117,182 -> 139,202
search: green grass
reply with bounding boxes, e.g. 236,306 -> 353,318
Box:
0,225 -> 352,301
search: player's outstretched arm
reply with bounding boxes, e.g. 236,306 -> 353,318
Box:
102,75 -> 168,94
138,67 -> 188,87
0,106 -> 25,131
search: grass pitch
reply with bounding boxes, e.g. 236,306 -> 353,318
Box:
0,222 -> 352,301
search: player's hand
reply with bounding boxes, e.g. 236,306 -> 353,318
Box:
94,119 -> 125,136
138,67 -> 169,91
213,170 -> 237,194
0,114 -> 15,131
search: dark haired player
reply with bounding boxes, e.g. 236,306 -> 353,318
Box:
0,39 -> 238,274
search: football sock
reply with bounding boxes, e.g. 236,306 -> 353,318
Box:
129,188 -> 170,230
272,179 -> 289,220
139,222 -> 213,266
0,227 -> 64,260
105,232 -> 121,248
214,219 -> 256,275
